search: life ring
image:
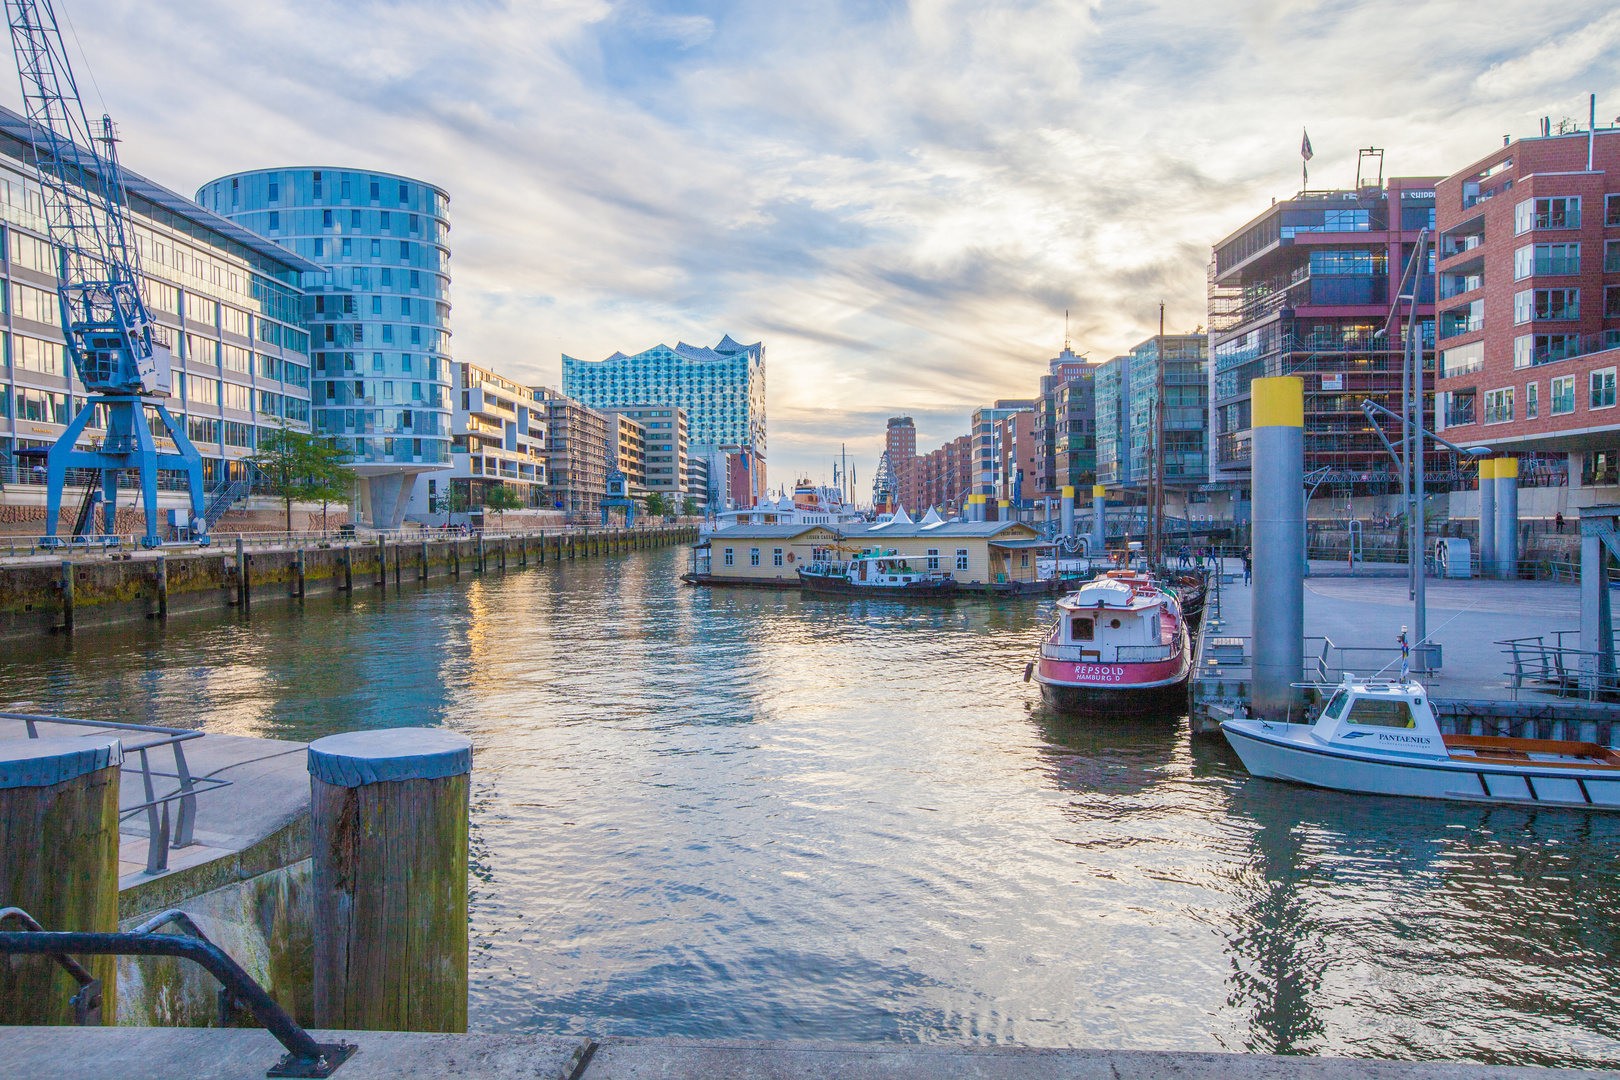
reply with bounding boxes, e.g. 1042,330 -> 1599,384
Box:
787,551 -> 796,563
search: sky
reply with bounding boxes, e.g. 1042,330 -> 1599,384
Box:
27,0 -> 1620,492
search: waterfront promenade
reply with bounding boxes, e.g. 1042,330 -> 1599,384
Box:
3,1028 -> 1614,1079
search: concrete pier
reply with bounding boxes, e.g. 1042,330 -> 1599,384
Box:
1,1029 -> 1613,1080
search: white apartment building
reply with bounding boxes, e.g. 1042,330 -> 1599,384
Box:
405,361 -> 546,520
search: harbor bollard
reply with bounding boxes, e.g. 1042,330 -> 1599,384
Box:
1092,485 -> 1107,555
0,736 -> 123,1024
1060,486 -> 1075,536
309,729 -> 471,1032
1478,458 -> 1496,578
1250,376 -> 1304,721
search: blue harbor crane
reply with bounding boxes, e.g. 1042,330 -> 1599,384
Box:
5,0 -> 208,547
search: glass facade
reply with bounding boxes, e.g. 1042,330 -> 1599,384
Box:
199,167 -> 452,526
0,107 -> 315,487
562,336 -> 765,459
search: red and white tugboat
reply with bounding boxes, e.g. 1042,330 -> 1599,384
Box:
1029,570 -> 1192,713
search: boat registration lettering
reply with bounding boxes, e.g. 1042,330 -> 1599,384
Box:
1074,664 -> 1127,681
1342,731 -> 1430,745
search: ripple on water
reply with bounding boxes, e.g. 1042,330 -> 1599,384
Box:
6,546 -> 1620,1065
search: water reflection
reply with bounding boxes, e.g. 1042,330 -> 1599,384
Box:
2,548 -> 1619,1065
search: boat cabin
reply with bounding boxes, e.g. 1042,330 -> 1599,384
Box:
1309,679 -> 1448,758
845,549 -> 950,586
1047,572 -> 1179,663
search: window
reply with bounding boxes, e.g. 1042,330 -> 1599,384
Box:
1593,369 -> 1617,409
1525,382 -> 1539,419
773,548 -> 783,567
370,239 -> 381,258
1441,388 -> 1475,427
750,548 -> 760,567
1552,374 -> 1576,415
723,547 -> 734,566
409,270 -> 420,289
1536,196 -> 1580,229
340,179 -> 352,200
1442,300 -> 1483,336
1483,387 -> 1514,424
372,295 -> 382,314
1514,289 -> 1533,324
268,211 -> 279,231
955,549 -> 969,571
1441,341 -> 1484,377
1070,617 -> 1094,641
341,238 -> 352,257
1608,285 -> 1620,318
268,181 -> 279,202
399,183 -> 410,204
314,238 -> 324,257
1345,697 -> 1416,728
1513,335 -> 1533,369
369,180 -> 380,202
400,241 -> 412,260
322,209 -> 333,229
373,352 -> 384,371
311,172 -> 322,200
926,548 -> 939,570
1535,288 -> 1579,320
409,214 -> 419,232
1515,199 -> 1532,235
1608,194 -> 1620,226
1533,242 -> 1580,275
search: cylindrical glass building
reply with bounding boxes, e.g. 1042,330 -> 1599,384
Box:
196,168 -> 452,528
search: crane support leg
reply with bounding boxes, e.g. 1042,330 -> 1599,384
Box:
100,465 -> 117,537
42,401 -> 100,546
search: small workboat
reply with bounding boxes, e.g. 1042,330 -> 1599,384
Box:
796,549 -> 958,597
1222,676 -> 1620,809
1029,570 -> 1192,713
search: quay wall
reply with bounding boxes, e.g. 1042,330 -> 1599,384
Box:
0,526 -> 698,639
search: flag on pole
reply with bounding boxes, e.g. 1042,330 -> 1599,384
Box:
1301,129 -> 1314,162
1301,128 -> 1313,190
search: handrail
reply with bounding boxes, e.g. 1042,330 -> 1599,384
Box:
0,907 -> 355,1077
2,712 -> 231,873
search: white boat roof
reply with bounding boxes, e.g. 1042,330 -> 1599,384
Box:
1057,575 -> 1166,611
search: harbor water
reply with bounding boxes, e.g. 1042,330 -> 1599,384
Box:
3,545 -> 1619,1067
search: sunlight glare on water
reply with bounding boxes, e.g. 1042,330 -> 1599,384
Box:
5,545 -> 1620,1067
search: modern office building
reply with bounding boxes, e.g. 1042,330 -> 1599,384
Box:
913,434 -> 972,515
536,387 -> 611,519
884,415 -> 917,511
562,335 -> 766,507
1207,176 -> 1440,499
0,107 -> 318,523
601,405 -> 686,499
1433,128 -> 1620,487
995,407 -> 1039,507
1094,355 -> 1129,488
970,399 -> 1035,498
402,361 -> 546,520
1032,347 -> 1096,500
199,167 -> 453,528
1127,334 -> 1210,490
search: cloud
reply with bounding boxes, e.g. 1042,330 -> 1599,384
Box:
35,0 -> 1620,490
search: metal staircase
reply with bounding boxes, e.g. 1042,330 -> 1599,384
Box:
202,474 -> 252,532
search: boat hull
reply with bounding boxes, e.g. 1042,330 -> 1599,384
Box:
680,573 -> 801,589
796,570 -> 958,597
1034,646 -> 1191,715
1038,676 -> 1187,715
1222,721 -> 1620,810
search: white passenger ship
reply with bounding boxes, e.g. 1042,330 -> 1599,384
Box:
1029,570 -> 1192,713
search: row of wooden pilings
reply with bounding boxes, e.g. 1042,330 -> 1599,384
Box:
1,727 -> 475,1032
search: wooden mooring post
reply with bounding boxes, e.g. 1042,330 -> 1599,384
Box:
155,555 -> 168,618
235,538 -> 248,607
0,736 -> 122,1024
341,546 -> 354,592
294,549 -> 306,599
377,536 -> 387,588
59,560 -> 73,633
309,729 -> 472,1033
420,540 -> 429,581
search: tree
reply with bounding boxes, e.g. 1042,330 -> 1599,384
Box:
643,491 -> 669,520
251,425 -> 350,533
482,483 -> 524,531
680,496 -> 698,519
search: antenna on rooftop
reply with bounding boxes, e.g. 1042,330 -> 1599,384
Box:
1356,148 -> 1384,191
1064,309 -> 1070,352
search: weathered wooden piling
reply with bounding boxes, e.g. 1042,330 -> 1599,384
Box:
342,546 -> 354,591
420,540 -> 429,581
309,729 -> 472,1033
155,556 -> 168,618
0,736 -> 123,1024
59,560 -> 73,632
376,536 -> 387,588
295,548 -> 306,599
235,538 -> 248,607
393,542 -> 402,587
452,540 -> 461,577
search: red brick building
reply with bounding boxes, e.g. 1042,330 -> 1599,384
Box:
1435,129 -> 1620,484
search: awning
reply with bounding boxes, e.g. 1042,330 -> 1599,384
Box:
988,538 -> 1059,549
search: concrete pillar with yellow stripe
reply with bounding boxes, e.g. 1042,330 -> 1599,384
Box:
1478,457 -> 1496,577
1494,456 -> 1518,580
1092,484 -> 1107,554
1250,377 -> 1304,721
1060,486 -> 1075,535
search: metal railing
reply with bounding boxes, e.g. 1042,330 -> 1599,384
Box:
1309,636 -> 1441,682
1117,641 -> 1181,663
1499,632 -> 1620,699
0,906 -> 355,1076
2,712 -> 230,874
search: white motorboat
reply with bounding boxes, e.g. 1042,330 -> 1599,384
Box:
1222,676 -> 1620,809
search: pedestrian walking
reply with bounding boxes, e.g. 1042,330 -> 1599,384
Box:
1556,511 -> 1564,534
1242,547 -> 1253,585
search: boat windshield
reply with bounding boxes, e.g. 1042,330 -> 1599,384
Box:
1319,690 -> 1349,723
1344,696 -> 1417,729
